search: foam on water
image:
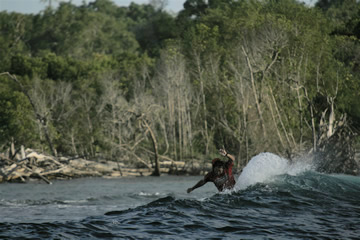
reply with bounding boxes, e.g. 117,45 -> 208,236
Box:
234,152 -> 313,190
138,192 -> 162,196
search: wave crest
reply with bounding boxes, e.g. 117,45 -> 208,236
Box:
235,152 -> 289,190
235,152 -> 314,190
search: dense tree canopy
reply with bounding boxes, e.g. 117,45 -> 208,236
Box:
1,0 -> 359,169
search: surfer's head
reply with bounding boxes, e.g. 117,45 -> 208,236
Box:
212,158 -> 224,175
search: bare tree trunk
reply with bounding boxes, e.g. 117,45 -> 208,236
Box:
71,130 -> 77,155
170,98 -> 177,161
241,47 -> 267,138
307,95 -> 317,151
268,94 -> 286,149
143,120 -> 160,176
184,96 -> 193,158
194,53 -> 210,155
87,113 -> 95,156
268,85 -> 293,148
296,85 -> 303,146
159,118 -> 169,155
316,47 -> 323,92
327,97 -> 335,138
242,104 -> 249,165
177,91 -> 183,161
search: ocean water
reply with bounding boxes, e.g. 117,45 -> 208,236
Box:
1,152 -> 359,239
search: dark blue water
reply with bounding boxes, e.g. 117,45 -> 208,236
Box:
1,153 -> 360,239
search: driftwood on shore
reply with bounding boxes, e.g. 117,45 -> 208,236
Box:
0,146 -> 211,184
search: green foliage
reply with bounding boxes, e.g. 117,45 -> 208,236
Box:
0,86 -> 37,146
0,12 -> 32,72
0,0 -> 359,165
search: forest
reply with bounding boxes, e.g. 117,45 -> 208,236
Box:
1,0 -> 360,174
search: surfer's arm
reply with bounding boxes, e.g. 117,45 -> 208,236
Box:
226,153 -> 235,163
187,179 -> 206,193
187,173 -> 211,193
219,149 -> 235,163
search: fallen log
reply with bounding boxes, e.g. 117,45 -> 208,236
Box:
23,166 -> 52,184
41,166 -> 69,176
26,152 -> 63,166
2,157 -> 30,179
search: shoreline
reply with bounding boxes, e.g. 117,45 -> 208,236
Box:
3,173 -> 204,185
2,145 -> 359,184
0,147 -> 211,184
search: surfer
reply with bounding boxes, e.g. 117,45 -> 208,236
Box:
187,149 -> 236,193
